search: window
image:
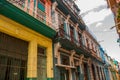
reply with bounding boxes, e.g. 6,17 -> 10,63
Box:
60,54 -> 70,65
78,33 -> 82,46
37,46 -> 46,80
37,46 -> 45,55
70,26 -> 74,42
86,38 -> 90,49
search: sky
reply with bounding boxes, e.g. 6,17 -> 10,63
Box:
75,0 -> 120,61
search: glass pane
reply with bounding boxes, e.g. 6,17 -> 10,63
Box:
60,54 -> 70,65
37,46 -> 47,80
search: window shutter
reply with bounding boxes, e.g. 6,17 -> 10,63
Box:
64,22 -> 68,38
64,22 -> 67,35
82,36 -> 85,46
38,1 -> 45,12
34,0 -> 36,10
74,28 -> 79,45
64,22 -> 71,40
67,23 -> 71,40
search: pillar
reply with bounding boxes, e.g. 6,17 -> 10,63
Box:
101,67 -> 106,80
87,58 -> 93,80
94,64 -> 99,80
79,54 -> 84,80
98,67 -> 102,80
46,45 -> 54,80
27,40 -> 37,80
87,58 -> 92,80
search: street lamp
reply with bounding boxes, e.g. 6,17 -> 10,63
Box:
110,22 -> 120,30
98,40 -> 104,43
109,22 -> 120,47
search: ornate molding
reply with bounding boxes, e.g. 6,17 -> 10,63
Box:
65,15 -> 71,22
54,42 -> 61,58
52,1 -> 58,11
70,50 -> 75,66
79,54 -> 84,65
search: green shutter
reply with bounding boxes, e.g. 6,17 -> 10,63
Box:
34,0 -> 36,10
38,1 -> 45,12
27,0 -> 30,12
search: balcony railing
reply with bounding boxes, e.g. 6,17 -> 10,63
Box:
62,0 -> 80,15
57,27 -> 83,47
7,0 -> 55,30
36,8 -> 46,23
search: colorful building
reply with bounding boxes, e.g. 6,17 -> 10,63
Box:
99,46 -> 111,80
0,0 -> 56,80
0,0 -> 119,80
52,0 -> 106,80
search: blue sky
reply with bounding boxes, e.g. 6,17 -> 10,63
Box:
75,0 -> 120,61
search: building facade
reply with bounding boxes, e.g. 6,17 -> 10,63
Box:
52,0 -> 106,80
107,0 -> 120,44
99,46 -> 111,80
0,0 -> 119,80
0,0 -> 56,80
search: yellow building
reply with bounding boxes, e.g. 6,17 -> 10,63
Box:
0,0 -> 56,80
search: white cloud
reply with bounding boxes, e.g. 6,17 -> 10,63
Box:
75,0 -> 112,26
96,22 -> 103,28
75,0 -> 106,13
76,0 -> 120,61
82,8 -> 112,25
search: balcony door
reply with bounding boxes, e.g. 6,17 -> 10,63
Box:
70,26 -> 74,43
83,63 -> 89,80
60,68 -> 69,80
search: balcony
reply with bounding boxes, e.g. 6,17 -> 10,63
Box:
57,27 -> 82,47
6,0 -> 54,29
0,0 -> 56,38
62,0 -> 80,15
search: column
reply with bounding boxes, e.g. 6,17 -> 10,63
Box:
101,67 -> 106,80
98,67 -> 102,80
94,64 -> 99,80
69,50 -> 75,80
79,55 -> 84,80
54,42 -> 61,65
46,44 -> 54,80
70,50 -> 75,66
27,40 -> 37,80
87,58 -> 93,80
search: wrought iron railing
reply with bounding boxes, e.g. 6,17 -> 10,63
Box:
7,0 -> 55,30
62,0 -> 80,15
57,27 -> 83,47
36,8 -> 46,24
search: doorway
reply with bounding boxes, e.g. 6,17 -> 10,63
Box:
0,32 -> 28,80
